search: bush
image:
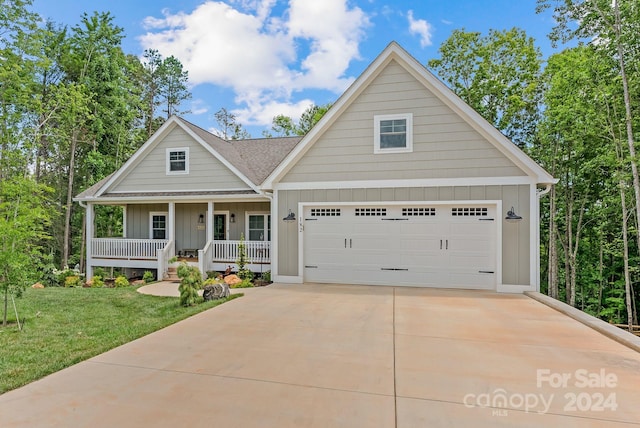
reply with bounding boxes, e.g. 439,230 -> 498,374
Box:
261,270 -> 271,283
231,278 -> 254,289
89,276 -> 104,288
56,267 -> 82,287
177,263 -> 203,307
142,271 -> 155,283
205,270 -> 219,279
114,276 -> 130,288
64,275 -> 82,288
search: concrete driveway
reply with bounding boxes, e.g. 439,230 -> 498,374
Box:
1,283 -> 639,427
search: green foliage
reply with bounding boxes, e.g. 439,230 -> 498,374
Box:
261,270 -> 271,283
205,270 -> 219,279
64,276 -> 82,288
177,263 -> 203,306
263,103 -> 332,137
0,177 -> 55,324
142,271 -> 155,284
114,276 -> 129,288
213,107 -> 250,140
236,234 -> 253,281
89,276 -> 104,288
428,28 -> 542,148
231,278 -> 254,289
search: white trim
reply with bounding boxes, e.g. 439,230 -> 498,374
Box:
213,210 -> 230,241
122,206 -> 127,238
271,191 -> 279,278
81,194 -> 268,204
245,211 -> 270,241
297,200 -> 501,291
498,284 -> 536,293
105,187 -> 253,194
374,113 -> 413,154
273,275 -> 303,284
275,176 -> 535,191
166,147 -> 189,175
149,211 -> 168,240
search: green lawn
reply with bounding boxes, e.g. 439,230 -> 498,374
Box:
0,287 -> 240,394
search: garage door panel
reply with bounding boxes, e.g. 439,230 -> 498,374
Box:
303,204 -> 496,289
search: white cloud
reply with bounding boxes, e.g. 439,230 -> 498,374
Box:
139,0 -> 370,126
407,10 -> 433,47
190,99 -> 209,115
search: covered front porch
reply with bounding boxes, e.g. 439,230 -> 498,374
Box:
85,200 -> 272,280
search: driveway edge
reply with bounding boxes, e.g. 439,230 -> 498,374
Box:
525,291 -> 640,353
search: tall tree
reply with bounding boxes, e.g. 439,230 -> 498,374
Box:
159,55 -> 191,119
538,0 -> 639,325
428,28 -> 543,148
213,107 -> 250,140
263,103 -> 332,137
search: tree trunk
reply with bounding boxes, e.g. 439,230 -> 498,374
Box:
619,178 -> 633,329
62,129 -> 78,268
548,185 -> 558,299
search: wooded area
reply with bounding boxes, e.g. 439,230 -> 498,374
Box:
1,0 -> 638,326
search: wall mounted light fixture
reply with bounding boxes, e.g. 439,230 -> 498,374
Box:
283,210 -> 296,222
230,213 -> 235,223
198,214 -> 204,224
505,207 -> 523,223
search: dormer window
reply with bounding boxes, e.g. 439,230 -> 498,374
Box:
166,147 -> 189,175
374,113 -> 413,154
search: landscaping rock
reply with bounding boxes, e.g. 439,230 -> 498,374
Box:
131,280 -> 145,286
203,283 -> 230,301
31,282 -> 45,289
223,274 -> 242,286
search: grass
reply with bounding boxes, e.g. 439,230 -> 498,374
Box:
0,286 -> 240,394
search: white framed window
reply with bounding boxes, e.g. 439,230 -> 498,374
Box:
374,113 -> 413,154
149,212 -> 168,239
246,212 -> 271,241
166,147 -> 189,175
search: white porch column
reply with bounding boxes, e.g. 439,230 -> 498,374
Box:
86,203 -> 94,279
168,202 -> 175,242
122,205 -> 127,238
207,201 -> 214,242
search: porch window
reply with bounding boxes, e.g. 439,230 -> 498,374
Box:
247,214 -> 270,241
166,147 -> 189,175
150,212 -> 168,239
374,113 -> 413,154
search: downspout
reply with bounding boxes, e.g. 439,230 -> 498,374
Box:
535,183 -> 553,292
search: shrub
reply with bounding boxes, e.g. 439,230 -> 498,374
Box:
142,271 -> 155,283
40,264 -> 59,287
114,276 -> 130,288
205,270 -> 219,279
261,270 -> 271,283
89,276 -> 104,288
177,263 -> 203,307
231,278 -> 254,289
64,275 -> 82,288
56,267 -> 82,287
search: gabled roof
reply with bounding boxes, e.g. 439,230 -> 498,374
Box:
263,41 -> 556,189
75,116 -> 301,201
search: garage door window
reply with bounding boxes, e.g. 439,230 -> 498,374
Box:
355,208 -> 387,216
451,207 -> 488,216
310,208 -> 341,217
402,207 -> 436,216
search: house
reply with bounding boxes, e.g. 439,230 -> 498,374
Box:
75,41 -> 556,293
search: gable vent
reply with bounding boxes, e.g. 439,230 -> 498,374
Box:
451,207 -> 488,216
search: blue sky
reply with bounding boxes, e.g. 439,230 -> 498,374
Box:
31,0 -> 562,137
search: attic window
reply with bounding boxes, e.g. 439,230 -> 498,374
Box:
374,113 -> 413,154
166,147 -> 189,175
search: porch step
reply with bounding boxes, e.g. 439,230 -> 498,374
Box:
164,267 -> 180,283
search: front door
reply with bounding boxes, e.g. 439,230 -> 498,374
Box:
214,214 -> 226,240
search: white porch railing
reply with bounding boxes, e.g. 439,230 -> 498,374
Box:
212,240 -> 271,264
91,238 -> 169,260
158,240 -> 175,281
198,240 -> 214,276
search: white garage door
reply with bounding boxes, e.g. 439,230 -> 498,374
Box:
302,204 -> 497,289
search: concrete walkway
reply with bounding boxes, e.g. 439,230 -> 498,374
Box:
1,284 -> 639,427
